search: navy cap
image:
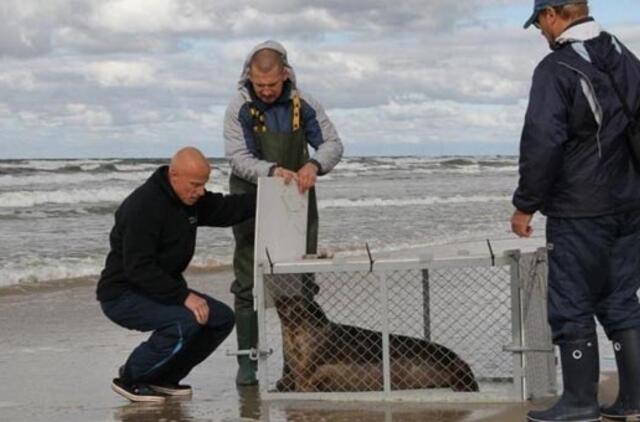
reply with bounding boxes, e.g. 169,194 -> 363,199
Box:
523,0 -> 587,29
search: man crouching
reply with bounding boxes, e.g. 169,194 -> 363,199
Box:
96,147 -> 256,402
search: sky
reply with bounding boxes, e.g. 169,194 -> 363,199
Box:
0,0 -> 638,159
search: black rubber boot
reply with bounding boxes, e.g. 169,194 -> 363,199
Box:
235,308 -> 258,386
527,337 -> 601,422
601,328 -> 640,420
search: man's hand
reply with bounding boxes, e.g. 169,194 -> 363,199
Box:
296,162 -> 318,194
272,166 -> 298,186
511,209 -> 534,238
184,292 -> 209,325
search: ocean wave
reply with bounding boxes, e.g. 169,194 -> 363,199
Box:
332,156 -> 518,175
0,182 -> 229,208
0,256 -> 105,287
0,171 -> 150,187
0,187 -> 132,208
0,252 -> 233,287
0,159 -> 122,172
114,163 -> 165,172
318,195 -> 511,209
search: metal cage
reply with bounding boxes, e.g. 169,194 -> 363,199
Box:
253,248 -> 556,403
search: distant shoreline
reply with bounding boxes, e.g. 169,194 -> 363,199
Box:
0,154 -> 520,161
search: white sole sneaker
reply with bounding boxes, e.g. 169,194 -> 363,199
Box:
111,380 -> 166,403
149,384 -> 193,396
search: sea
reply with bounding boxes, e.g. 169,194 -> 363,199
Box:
0,156 -> 543,288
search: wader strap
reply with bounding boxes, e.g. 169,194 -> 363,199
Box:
292,94 -> 301,131
249,106 -> 267,134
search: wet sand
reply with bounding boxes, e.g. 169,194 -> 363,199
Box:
0,266 -> 619,422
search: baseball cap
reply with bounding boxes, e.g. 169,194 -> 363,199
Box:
523,0 -> 587,29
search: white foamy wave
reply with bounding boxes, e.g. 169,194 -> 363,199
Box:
114,163 -> 163,172
0,187 -> 133,208
318,195 -> 511,209
0,159 -> 120,172
0,171 -> 150,187
334,161 -> 396,172
188,253 -> 233,270
0,182 -> 229,208
0,256 -> 104,287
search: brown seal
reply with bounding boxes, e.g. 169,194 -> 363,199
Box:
274,296 -> 479,392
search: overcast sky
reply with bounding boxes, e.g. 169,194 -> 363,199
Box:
0,0 -> 638,158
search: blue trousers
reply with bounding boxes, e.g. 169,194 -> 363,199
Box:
546,211 -> 640,344
101,290 -> 234,384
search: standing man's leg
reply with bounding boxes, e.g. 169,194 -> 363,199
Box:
528,217 -> 606,422
231,215 -> 259,386
597,212 -> 640,420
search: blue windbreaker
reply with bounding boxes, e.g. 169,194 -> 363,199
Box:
513,19 -> 640,217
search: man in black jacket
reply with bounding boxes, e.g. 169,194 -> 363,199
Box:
97,147 -> 256,402
512,1 -> 640,421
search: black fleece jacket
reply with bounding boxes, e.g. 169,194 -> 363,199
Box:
96,166 -> 255,305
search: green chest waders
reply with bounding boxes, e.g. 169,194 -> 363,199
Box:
229,95 -> 319,385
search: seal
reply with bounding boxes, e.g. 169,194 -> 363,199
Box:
274,296 -> 479,392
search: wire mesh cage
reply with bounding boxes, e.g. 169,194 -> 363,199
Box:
256,252 -> 555,402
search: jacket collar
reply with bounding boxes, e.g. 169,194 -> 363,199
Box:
555,17 -> 601,45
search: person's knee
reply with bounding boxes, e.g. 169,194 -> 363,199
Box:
233,292 -> 254,311
171,308 -> 203,341
213,300 -> 235,333
196,294 -> 235,332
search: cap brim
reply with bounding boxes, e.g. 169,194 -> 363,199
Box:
523,11 -> 537,29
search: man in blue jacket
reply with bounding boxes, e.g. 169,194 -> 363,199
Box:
97,147 -> 256,402
512,1 -> 640,421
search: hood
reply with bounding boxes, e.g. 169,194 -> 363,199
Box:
556,20 -> 624,74
556,18 -> 601,45
237,40 -> 297,95
152,165 -> 182,206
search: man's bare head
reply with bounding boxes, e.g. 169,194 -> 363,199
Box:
250,48 -> 285,74
168,147 -> 211,205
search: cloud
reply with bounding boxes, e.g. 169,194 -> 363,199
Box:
86,61 -> 157,87
0,0 -> 638,158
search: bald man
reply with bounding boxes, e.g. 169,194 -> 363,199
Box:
97,147 -> 256,402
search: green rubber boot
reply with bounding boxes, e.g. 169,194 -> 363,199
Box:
235,308 -> 258,386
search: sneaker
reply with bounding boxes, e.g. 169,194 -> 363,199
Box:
111,378 -> 166,402
149,383 -> 192,396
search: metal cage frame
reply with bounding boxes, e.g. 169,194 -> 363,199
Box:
252,248 -> 556,403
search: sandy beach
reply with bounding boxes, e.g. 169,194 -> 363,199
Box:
0,265 -> 619,422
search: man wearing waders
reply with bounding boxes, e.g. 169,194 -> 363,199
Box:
224,40 -> 343,385
512,1 -> 640,421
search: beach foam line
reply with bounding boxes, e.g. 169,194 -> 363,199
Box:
0,253 -> 234,287
0,182 -> 229,208
0,171 -> 150,187
0,159 -> 122,172
318,195 -> 511,209
0,187 -> 134,208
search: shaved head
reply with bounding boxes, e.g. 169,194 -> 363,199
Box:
170,146 -> 210,176
250,48 -> 285,74
168,147 -> 211,205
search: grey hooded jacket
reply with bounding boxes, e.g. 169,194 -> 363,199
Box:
223,40 -> 343,183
